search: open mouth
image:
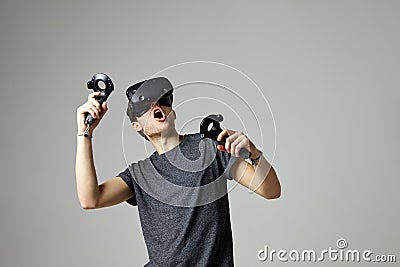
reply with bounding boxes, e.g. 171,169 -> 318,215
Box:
153,107 -> 166,121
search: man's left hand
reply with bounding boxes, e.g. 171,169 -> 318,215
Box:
216,129 -> 261,159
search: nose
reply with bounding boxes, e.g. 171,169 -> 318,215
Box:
151,102 -> 161,109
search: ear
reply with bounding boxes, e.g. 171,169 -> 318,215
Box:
132,121 -> 143,132
172,110 -> 176,119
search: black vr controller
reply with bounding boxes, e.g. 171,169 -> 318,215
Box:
200,114 -> 251,159
85,73 -> 114,125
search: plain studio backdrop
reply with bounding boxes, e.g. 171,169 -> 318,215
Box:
0,1 -> 399,266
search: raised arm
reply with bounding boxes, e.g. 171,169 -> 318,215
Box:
75,92 -> 133,209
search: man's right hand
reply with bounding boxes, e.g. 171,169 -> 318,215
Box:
76,92 -> 108,135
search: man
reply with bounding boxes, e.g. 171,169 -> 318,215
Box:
75,77 -> 281,266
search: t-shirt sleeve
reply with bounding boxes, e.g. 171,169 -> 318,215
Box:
117,166 -> 138,206
216,148 -> 240,181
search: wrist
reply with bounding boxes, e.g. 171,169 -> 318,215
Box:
77,132 -> 93,138
250,149 -> 261,160
249,142 -> 261,160
250,149 -> 262,166
77,124 -> 94,138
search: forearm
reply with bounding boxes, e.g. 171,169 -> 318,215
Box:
216,129 -> 281,199
75,136 -> 100,208
251,154 -> 281,199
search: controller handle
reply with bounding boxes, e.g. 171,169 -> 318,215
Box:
85,73 -> 114,125
200,114 -> 251,159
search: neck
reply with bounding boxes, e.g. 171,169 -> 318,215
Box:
150,129 -> 184,155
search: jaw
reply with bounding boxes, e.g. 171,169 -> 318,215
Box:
142,109 -> 176,139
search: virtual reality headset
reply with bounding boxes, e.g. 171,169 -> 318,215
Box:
126,77 -> 174,122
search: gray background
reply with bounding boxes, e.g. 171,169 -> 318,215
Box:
1,0 -> 399,266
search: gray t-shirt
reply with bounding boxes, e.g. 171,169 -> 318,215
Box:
118,132 -> 239,266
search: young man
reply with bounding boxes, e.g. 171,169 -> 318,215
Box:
75,77 -> 281,266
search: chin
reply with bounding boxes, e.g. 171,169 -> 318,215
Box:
146,123 -> 174,138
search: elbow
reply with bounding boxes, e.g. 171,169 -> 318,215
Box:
81,204 -> 95,210
262,168 -> 281,200
81,203 -> 97,210
265,190 -> 281,200
79,199 -> 98,210
264,184 -> 281,200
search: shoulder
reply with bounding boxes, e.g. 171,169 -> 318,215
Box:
119,160 -> 145,176
185,132 -> 201,140
185,132 -> 213,144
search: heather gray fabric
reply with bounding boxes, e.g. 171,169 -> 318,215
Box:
118,133 -> 239,266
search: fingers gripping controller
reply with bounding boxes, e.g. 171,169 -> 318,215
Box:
85,73 -> 114,126
200,114 -> 251,159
